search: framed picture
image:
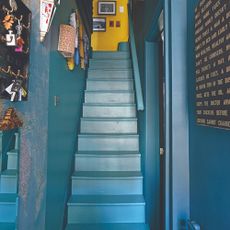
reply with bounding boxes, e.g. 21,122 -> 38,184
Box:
98,1 -> 116,15
93,17 -> 106,32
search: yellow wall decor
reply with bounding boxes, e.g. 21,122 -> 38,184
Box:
92,0 -> 129,51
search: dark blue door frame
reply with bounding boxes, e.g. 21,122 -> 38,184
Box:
145,0 -> 190,229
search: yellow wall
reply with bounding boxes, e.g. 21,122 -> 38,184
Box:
91,0 -> 129,51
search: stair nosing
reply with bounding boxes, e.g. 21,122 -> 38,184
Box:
67,195 -> 145,206
76,151 -> 140,155
78,134 -> 139,137
72,171 -> 143,180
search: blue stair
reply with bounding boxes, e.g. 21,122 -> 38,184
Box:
66,49 -> 149,229
0,132 -> 19,229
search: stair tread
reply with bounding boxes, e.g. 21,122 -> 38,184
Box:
0,194 -> 17,203
1,170 -> 17,177
72,171 -> 142,178
0,223 -> 15,230
87,78 -> 133,82
76,151 -> 140,156
66,223 -> 149,230
81,117 -> 137,121
68,195 -> 145,205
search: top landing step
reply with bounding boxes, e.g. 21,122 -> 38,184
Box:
92,51 -> 130,60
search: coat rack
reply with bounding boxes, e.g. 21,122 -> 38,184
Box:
40,0 -> 60,42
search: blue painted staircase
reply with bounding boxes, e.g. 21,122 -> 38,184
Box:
0,131 -> 19,230
65,48 -> 149,230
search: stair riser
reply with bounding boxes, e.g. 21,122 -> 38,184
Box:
7,154 -> 18,170
85,92 -> 135,104
83,105 -> 136,118
0,204 -> 16,222
72,178 -> 143,195
92,52 -> 130,59
68,205 -> 145,223
89,60 -> 131,69
0,177 -> 17,193
81,120 -> 137,134
75,155 -> 141,171
88,70 -> 132,79
65,223 -> 150,230
78,137 -> 139,151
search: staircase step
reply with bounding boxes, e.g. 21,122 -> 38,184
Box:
89,59 -> 132,70
66,223 -> 150,230
86,79 -> 134,91
0,222 -> 16,230
0,170 -> 17,193
72,171 -> 143,195
67,195 -> 145,224
0,194 -> 17,222
78,134 -> 139,151
75,151 -> 141,171
88,69 -> 132,79
92,51 -> 130,60
7,150 -> 18,170
80,118 -> 137,134
83,103 -> 136,118
85,90 -> 135,104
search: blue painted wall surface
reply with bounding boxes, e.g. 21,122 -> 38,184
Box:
188,0 -> 230,229
0,0 -> 86,229
45,1 -> 86,230
2,0 -> 51,229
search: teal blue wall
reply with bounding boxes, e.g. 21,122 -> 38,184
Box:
46,1 -> 86,230
1,0 -> 86,229
188,0 -> 230,229
13,1 -> 50,229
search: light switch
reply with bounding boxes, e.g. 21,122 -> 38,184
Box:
119,6 -> 124,13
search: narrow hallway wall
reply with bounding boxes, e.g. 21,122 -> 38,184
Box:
2,0 -> 51,229
188,0 -> 230,229
45,0 -> 86,229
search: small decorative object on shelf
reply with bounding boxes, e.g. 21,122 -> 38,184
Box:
0,0 -> 31,102
58,24 -> 76,58
98,1 -> 116,15
40,0 -> 61,42
0,107 -> 23,131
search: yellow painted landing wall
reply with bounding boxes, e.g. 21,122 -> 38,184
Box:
92,0 -> 129,51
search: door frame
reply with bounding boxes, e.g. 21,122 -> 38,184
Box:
145,0 -> 190,229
